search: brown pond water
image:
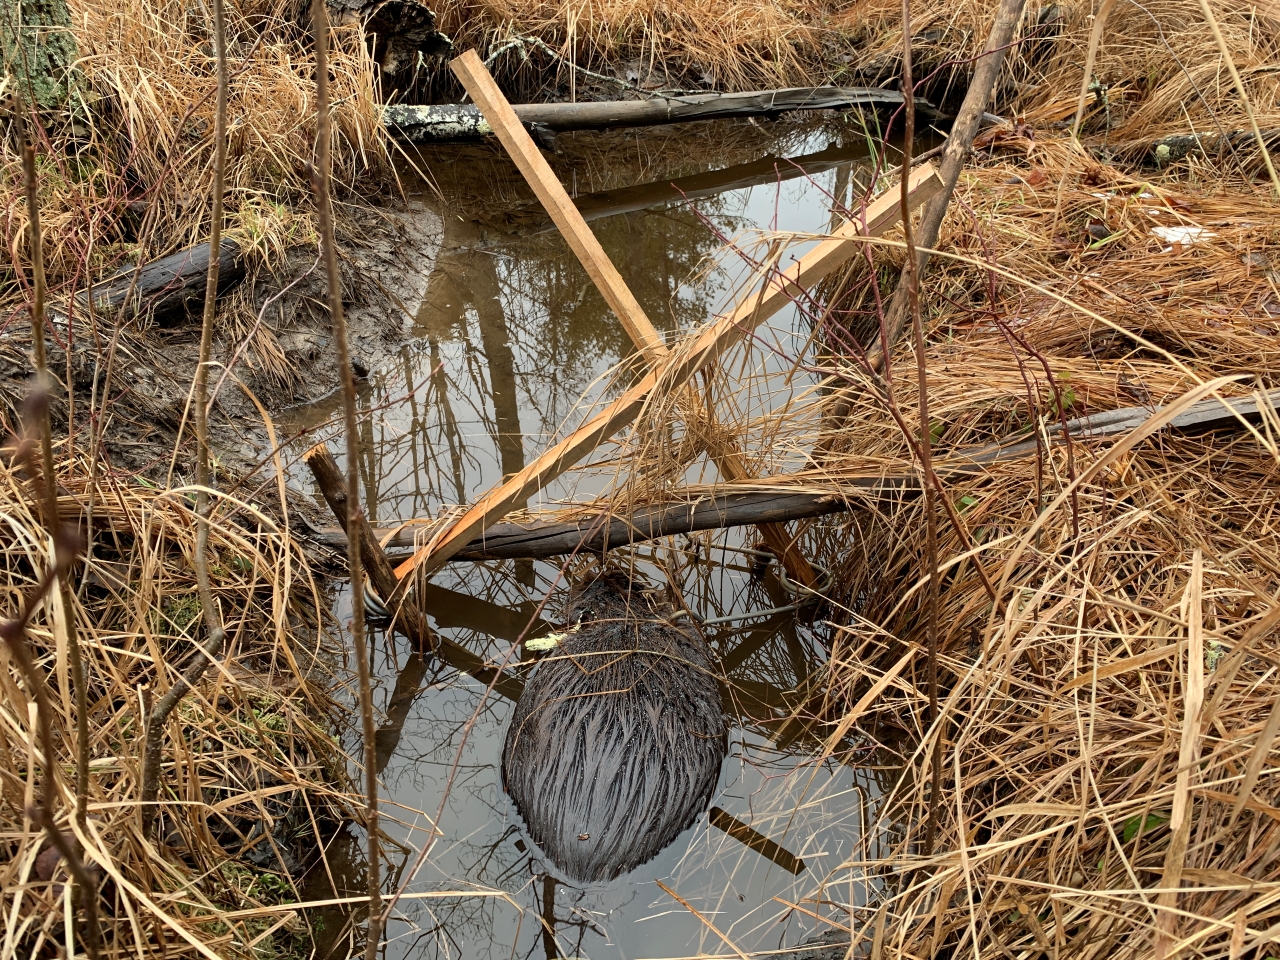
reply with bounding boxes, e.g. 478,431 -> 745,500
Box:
284,117 -> 907,959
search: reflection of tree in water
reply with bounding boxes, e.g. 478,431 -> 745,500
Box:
353,180 -> 747,522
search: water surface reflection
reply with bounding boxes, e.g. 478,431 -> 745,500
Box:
292,117 -> 903,960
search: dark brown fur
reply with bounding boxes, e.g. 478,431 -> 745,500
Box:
502,573 -> 727,883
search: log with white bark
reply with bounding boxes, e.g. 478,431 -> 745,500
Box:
384,87 -> 922,143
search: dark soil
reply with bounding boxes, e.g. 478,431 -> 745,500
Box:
0,199 -> 440,498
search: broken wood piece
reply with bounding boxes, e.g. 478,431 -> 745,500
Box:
708,807 -> 805,874
304,442 -> 438,655
68,238 -> 243,326
391,160 -> 942,584
452,48 -> 821,588
383,86 -> 919,143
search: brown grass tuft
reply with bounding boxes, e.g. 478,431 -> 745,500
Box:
0,450 -> 358,958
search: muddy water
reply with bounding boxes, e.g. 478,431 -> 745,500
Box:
291,118 -> 903,959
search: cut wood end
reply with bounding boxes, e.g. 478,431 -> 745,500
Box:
301,441 -> 332,462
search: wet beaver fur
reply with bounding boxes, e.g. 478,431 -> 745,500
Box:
502,572 -> 727,883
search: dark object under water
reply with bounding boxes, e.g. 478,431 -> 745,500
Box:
502,572 -> 728,883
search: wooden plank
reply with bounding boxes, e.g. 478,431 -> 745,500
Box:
392,161 -> 943,583
383,86 -> 917,143
451,50 -> 665,360
451,50 -> 820,588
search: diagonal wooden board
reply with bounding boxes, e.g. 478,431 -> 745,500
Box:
450,51 -> 665,362
393,160 -> 943,583
450,49 -> 821,588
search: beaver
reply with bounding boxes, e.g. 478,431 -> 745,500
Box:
502,571 -> 728,884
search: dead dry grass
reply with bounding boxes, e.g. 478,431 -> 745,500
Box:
0,448 -> 360,959
1,0 -> 389,319
502,117 -> 1280,955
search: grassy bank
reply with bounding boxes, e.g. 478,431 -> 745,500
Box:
0,450 -> 357,958
808,143 -> 1280,957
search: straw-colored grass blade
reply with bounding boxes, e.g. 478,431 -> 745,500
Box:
1154,550 -> 1205,960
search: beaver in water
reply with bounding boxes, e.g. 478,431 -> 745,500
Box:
502,571 -> 727,884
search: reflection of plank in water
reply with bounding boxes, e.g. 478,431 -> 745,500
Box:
374,652 -> 430,772
415,581 -> 543,703
709,806 -> 805,875
509,140 -> 876,237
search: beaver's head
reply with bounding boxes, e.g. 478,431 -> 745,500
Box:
566,570 -> 649,623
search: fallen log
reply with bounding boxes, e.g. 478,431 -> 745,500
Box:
383,86 -> 920,143
68,238 -> 243,325
311,487 -> 892,559
310,386 -> 1280,562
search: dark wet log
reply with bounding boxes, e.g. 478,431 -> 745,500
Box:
303,442 -> 438,654
71,238 -> 243,325
311,386 -> 1280,561
310,488 -> 884,560
328,0 -> 450,77
384,86 -> 917,143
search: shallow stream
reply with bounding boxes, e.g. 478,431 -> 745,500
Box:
288,117 -> 905,960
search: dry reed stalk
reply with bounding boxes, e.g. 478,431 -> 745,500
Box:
139,0 -> 231,839
897,0 -> 946,862
311,1 -> 381,956
10,94 -> 100,958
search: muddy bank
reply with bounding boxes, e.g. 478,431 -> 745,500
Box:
0,201 -> 440,483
